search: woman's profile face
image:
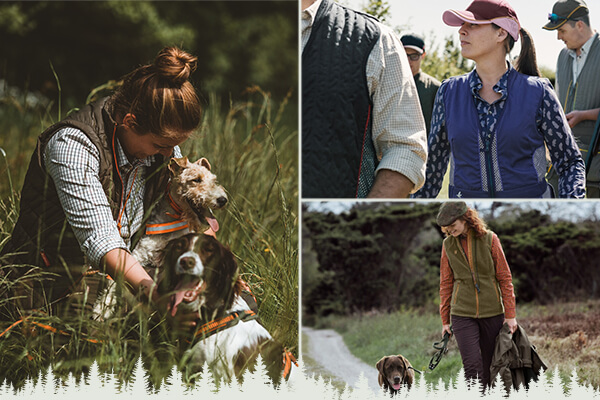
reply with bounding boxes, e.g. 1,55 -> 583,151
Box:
123,128 -> 188,160
458,22 -> 503,61
118,114 -> 191,161
443,218 -> 467,237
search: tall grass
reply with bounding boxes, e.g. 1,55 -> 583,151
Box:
0,84 -> 298,389
312,302 -> 600,390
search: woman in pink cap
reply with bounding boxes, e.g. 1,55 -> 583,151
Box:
413,0 -> 585,199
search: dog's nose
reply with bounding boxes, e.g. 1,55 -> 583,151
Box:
216,196 -> 228,208
393,376 -> 401,384
179,256 -> 196,270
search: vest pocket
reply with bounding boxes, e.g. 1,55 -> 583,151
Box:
494,279 -> 501,303
452,282 -> 460,305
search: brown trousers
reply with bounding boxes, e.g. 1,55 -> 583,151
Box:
451,314 -> 504,388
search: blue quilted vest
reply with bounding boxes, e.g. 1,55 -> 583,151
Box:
444,69 -> 550,198
302,0 -> 380,198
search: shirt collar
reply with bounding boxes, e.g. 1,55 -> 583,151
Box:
568,32 -> 597,59
302,0 -> 322,27
114,138 -> 153,170
469,63 -> 513,101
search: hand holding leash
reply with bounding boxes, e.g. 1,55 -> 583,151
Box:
429,327 -> 452,371
442,324 -> 452,337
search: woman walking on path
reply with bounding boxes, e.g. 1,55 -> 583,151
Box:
414,0 -> 585,199
437,201 -> 517,388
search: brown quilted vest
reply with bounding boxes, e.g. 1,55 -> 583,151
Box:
0,97 -> 170,309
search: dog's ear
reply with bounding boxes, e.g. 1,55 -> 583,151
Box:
169,157 -> 189,174
398,355 -> 414,381
376,357 -> 388,374
195,157 -> 212,171
398,355 -> 408,371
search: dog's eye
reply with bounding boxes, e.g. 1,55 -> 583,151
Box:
174,241 -> 185,252
192,178 -> 202,184
201,242 -> 215,255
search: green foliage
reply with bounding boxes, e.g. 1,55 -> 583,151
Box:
303,202 -> 441,317
421,35 -> 474,81
304,204 -> 600,320
180,87 -> 298,350
360,0 -> 391,23
539,66 -> 556,87
492,216 -> 600,303
0,1 -> 297,108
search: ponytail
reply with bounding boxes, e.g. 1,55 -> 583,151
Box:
514,28 -> 540,77
493,25 -> 540,77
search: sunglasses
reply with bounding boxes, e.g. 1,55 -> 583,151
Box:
406,53 -> 422,61
547,13 -> 569,23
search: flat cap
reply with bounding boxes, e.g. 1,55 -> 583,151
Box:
436,201 -> 468,226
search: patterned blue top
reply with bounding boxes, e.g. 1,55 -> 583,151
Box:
413,65 -> 585,198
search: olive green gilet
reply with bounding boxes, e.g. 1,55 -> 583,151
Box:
444,230 -> 504,319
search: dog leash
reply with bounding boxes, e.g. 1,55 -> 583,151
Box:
409,366 -> 423,375
428,329 -> 452,371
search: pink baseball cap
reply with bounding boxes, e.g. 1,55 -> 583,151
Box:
443,0 -> 521,41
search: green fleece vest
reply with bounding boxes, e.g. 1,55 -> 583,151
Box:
444,230 -> 504,319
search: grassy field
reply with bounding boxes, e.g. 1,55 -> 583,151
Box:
310,300 -> 600,391
0,85 -> 298,389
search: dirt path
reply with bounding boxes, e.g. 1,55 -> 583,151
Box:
302,327 -> 381,394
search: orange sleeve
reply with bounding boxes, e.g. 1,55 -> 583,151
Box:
439,244 -> 454,326
491,233 -> 516,319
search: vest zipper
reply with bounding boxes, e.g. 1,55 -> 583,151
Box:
460,233 -> 481,317
460,235 -> 481,293
484,139 -> 495,197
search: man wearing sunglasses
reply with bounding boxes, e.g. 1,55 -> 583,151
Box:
401,33 -> 441,135
543,0 -> 600,197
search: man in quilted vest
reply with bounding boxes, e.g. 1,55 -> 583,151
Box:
543,0 -> 600,196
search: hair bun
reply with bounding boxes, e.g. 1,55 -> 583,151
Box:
154,46 -> 197,85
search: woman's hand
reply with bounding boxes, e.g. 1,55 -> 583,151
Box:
505,318 -> 518,334
442,324 -> 452,337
